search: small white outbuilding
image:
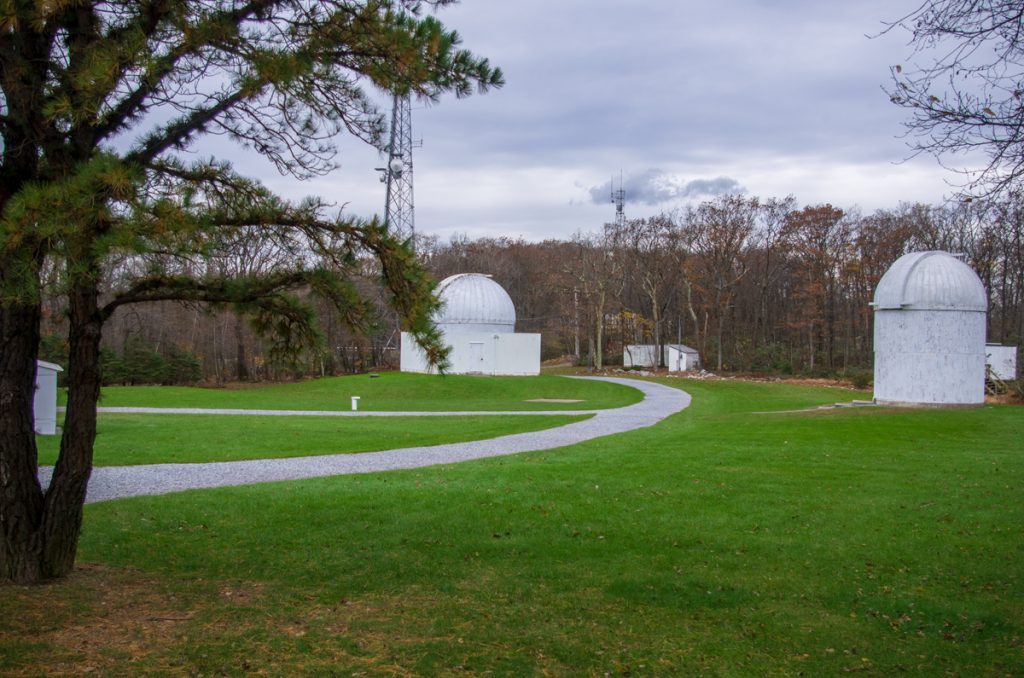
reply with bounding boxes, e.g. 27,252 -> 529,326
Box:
623,344 -> 700,371
401,273 -> 540,376
871,251 -> 988,406
34,360 -> 63,435
665,344 -> 701,372
623,344 -> 660,368
986,344 -> 1018,381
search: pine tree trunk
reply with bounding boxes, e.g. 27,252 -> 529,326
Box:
0,300 -> 46,583
38,282 -> 102,578
0,278 -> 104,583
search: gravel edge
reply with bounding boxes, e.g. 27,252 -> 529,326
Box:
38,376 -> 690,504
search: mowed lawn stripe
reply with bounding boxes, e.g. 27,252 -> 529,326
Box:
76,371 -> 643,411
8,378 -> 1018,676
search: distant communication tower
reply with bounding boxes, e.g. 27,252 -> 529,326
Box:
610,173 -> 626,227
376,91 -> 419,243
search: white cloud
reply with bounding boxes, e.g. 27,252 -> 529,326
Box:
589,170 -> 744,206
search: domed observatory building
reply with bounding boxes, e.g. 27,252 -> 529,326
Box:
400,273 -> 541,375
871,251 -> 988,406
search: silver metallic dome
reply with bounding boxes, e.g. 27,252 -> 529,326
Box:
435,273 -> 516,333
872,251 -> 987,312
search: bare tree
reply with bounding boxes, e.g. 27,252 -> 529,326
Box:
689,195 -> 758,371
619,215 -> 681,366
885,1 -> 1024,197
568,227 -> 624,369
988,193 -> 1024,342
784,205 -> 852,370
747,196 -> 797,355
206,227 -> 293,381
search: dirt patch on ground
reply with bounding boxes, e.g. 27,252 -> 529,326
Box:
732,375 -> 862,389
578,367 -> 867,390
0,564 -> 469,676
986,391 -> 1024,405
0,563 -> 268,676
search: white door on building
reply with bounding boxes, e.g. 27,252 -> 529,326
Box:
469,342 -> 485,372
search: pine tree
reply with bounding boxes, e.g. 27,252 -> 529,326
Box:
0,0 -> 502,583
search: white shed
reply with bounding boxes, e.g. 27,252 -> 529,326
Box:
34,360 -> 63,435
986,344 -> 1018,381
871,251 -> 987,406
665,344 -> 701,372
401,273 -> 541,376
623,344 -> 660,368
623,344 -> 700,371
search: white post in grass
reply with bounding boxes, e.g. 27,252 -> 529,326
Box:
351,396 -> 360,411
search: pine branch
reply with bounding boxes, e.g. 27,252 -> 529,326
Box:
93,0 -> 280,144
100,270 -> 309,318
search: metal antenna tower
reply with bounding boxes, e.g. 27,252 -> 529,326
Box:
610,172 -> 626,227
376,91 -> 420,243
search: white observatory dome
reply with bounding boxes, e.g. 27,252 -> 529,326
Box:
872,251 -> 987,312
435,273 -> 516,334
872,250 -> 988,406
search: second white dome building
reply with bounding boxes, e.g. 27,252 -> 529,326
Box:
401,273 -> 540,375
872,250 -> 988,406
434,273 -> 517,334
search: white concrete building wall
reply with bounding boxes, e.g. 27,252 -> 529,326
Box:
986,345 -> 1018,381
401,332 -> 541,376
663,346 -> 678,370
873,310 -> 987,405
624,344 -> 659,368
399,332 -> 434,373
34,360 -> 63,435
685,351 -> 700,371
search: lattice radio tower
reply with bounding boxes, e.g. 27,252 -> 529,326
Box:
376,91 -> 420,244
610,172 -> 626,227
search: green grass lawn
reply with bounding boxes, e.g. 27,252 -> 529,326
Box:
72,371 -> 642,411
35,413 -> 589,466
6,377 -> 1022,676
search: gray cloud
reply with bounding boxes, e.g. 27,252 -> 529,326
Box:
267,0 -> 949,240
589,170 -> 744,206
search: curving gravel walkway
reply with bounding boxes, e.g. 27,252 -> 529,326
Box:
39,376 -> 690,504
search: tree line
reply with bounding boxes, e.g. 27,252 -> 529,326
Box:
39,192 -> 1023,383
426,194 -> 1022,376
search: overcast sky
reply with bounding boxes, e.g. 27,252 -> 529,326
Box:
257,0 -> 968,243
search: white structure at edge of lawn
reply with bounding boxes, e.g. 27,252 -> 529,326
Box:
871,251 -> 987,406
400,273 -> 540,376
985,344 -> 1018,381
35,360 -> 63,435
624,344 -> 701,371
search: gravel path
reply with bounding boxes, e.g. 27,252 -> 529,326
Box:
39,377 -> 690,504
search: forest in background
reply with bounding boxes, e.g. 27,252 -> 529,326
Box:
38,192 -> 1024,385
